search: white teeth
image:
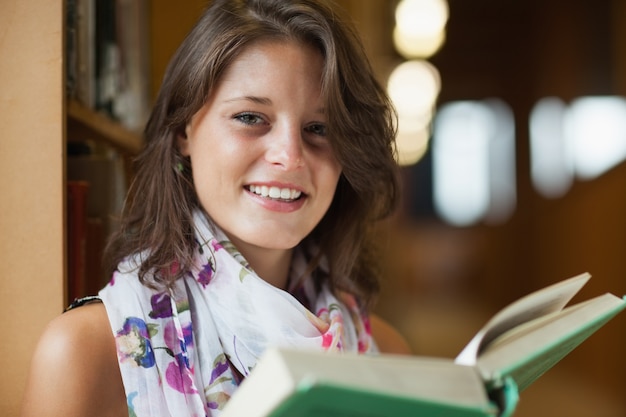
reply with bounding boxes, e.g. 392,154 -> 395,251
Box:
249,185 -> 302,200
269,187 -> 281,199
280,188 -> 291,199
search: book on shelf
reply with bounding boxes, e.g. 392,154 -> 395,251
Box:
67,180 -> 89,301
113,0 -> 151,131
67,0 -> 150,131
221,273 -> 626,417
94,0 -> 119,116
67,144 -> 127,239
69,0 -> 97,109
67,144 -> 128,297
66,0 -> 78,98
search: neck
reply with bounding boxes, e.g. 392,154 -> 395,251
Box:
236,244 -> 293,290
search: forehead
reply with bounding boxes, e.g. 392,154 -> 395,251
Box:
211,39 -> 326,101
222,39 -> 323,79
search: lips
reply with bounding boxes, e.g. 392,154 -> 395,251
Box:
247,184 -> 303,201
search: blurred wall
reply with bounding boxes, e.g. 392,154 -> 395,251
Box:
358,1 -> 626,416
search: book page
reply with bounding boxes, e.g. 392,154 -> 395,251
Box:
222,348 -> 497,417
455,273 -> 590,365
475,293 -> 626,391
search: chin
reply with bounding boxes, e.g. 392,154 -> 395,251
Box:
230,223 -> 313,252
253,237 -> 302,251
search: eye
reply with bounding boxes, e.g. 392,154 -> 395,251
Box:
234,112 -> 265,126
304,122 -> 327,137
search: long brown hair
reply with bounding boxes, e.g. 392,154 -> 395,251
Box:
104,0 -> 400,307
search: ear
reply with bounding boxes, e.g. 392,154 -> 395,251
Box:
177,127 -> 191,157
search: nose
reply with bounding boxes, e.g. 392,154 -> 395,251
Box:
264,123 -> 305,170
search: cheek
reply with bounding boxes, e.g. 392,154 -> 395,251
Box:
319,163 -> 343,205
326,157 -> 343,189
187,145 -> 222,195
313,146 -> 342,181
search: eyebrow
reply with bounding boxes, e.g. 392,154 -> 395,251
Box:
225,96 -> 326,115
225,96 -> 272,106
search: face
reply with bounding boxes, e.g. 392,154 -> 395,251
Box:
179,40 -> 342,261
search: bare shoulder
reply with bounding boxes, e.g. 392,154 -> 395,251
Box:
21,302 -> 126,417
370,314 -> 413,355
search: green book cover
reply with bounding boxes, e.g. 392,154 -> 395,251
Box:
222,350 -> 502,417
267,381 -> 500,417
475,293 -> 626,391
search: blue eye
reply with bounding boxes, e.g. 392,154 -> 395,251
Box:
234,112 -> 264,125
305,123 -> 327,137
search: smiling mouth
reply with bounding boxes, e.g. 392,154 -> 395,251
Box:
247,185 -> 303,202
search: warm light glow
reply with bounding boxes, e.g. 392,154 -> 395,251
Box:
565,96 -> 626,180
433,102 -> 490,226
394,0 -> 449,59
530,96 -> 626,199
396,126 -> 431,166
529,97 -> 573,198
388,60 -> 441,118
395,0 -> 449,38
388,60 -> 441,166
393,26 -> 446,59
432,100 -> 516,226
485,99 -> 516,224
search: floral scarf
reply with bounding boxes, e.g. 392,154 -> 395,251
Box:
99,210 -> 376,417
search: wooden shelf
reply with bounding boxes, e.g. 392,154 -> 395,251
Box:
67,100 -> 143,155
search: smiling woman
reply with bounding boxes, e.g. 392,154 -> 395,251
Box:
20,1 -> 406,417
178,40 -> 342,286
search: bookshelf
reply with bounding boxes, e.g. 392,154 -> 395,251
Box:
66,0 -> 153,300
67,100 -> 143,154
0,0 -> 145,406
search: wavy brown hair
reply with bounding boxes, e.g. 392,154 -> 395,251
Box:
104,0 -> 400,307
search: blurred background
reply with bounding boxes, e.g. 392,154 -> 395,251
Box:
331,1 -> 626,416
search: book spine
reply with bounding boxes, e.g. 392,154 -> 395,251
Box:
75,0 -> 96,108
67,181 -> 89,301
95,0 -> 119,116
113,0 -> 151,131
85,217 -> 106,294
66,0 -> 78,98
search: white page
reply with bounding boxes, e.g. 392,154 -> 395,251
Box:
455,273 -> 590,365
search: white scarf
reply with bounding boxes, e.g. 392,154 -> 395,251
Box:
99,210 -> 376,417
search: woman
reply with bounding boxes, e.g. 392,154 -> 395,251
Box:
21,0 -> 410,416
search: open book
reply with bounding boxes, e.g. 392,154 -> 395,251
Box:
220,273 -> 625,417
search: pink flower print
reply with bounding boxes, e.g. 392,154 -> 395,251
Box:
207,392 -> 230,411
165,356 -> 197,394
322,304 -> 345,351
157,261 -> 180,281
357,312 -> 373,353
211,239 -> 223,252
197,261 -> 214,288
149,293 -> 173,319
208,354 -> 230,386
357,336 -> 370,352
317,307 -> 329,321
205,354 -> 234,410
363,315 -> 372,334
321,332 -> 334,349
163,320 -> 194,356
109,271 -> 117,286
337,291 -> 372,353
